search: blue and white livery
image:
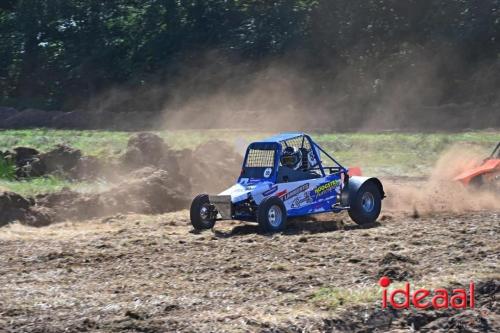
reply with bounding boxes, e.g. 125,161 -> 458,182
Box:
190,133 -> 385,232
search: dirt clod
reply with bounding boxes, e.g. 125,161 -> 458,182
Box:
377,265 -> 413,281
380,252 -> 417,265
0,192 -> 53,227
13,147 -> 39,163
40,144 -> 82,173
0,192 -> 31,226
122,132 -> 170,169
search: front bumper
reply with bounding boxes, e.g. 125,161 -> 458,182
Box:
209,195 -> 233,219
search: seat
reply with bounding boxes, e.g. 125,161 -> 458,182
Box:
277,166 -> 320,183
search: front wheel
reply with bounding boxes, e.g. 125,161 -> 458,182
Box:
348,182 -> 382,225
257,196 -> 287,232
190,194 -> 216,230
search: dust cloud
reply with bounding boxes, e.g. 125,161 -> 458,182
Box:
384,145 -> 500,215
79,44 -> 500,132
155,46 -> 500,132
160,60 -> 319,131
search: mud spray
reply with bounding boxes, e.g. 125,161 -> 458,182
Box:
384,145 -> 500,215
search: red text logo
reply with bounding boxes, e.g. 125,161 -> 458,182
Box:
379,276 -> 475,309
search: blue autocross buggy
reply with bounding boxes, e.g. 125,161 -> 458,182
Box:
190,133 -> 385,232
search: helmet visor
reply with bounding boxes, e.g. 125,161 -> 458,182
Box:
281,155 -> 298,166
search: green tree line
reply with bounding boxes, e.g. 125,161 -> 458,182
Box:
1,0 -> 499,111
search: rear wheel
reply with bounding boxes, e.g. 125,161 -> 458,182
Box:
190,194 -> 216,230
257,196 -> 287,232
348,182 -> 382,225
471,173 -> 500,194
469,176 -> 484,189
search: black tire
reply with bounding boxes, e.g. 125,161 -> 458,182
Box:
348,182 -> 382,225
470,174 -> 500,194
469,176 -> 484,189
190,194 -> 216,230
257,196 -> 287,232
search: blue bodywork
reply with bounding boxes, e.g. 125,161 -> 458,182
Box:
217,132 -> 358,220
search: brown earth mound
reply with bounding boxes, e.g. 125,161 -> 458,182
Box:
121,132 -> 241,194
0,192 -> 51,227
176,139 -> 241,194
0,192 -> 31,226
0,132 -> 242,227
13,147 -> 39,163
121,132 -> 168,169
2,145 -> 85,178
35,167 -> 189,223
120,132 -> 190,182
39,144 -> 82,174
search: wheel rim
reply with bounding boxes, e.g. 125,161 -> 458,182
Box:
361,192 -> 375,212
200,205 -> 211,223
268,205 -> 283,227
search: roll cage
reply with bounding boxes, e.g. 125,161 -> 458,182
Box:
490,142 -> 500,159
240,133 -> 348,183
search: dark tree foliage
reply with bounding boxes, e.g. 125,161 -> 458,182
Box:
0,0 -> 499,111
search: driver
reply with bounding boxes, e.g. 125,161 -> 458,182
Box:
280,146 -> 302,170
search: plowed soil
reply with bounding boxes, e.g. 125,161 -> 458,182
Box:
1,187 -> 499,332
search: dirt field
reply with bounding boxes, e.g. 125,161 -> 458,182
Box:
0,177 -> 498,332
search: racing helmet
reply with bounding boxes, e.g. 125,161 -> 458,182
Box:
281,146 -> 302,170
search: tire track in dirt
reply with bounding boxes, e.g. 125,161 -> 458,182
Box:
0,208 -> 498,332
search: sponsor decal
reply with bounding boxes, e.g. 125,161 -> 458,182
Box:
263,185 -> 278,196
276,189 -> 287,197
314,179 -> 341,196
263,167 -> 273,178
281,183 -> 309,201
380,277 -> 475,310
291,192 -> 313,208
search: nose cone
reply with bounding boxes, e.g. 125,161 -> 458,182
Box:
219,181 -> 273,203
219,183 -> 252,203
